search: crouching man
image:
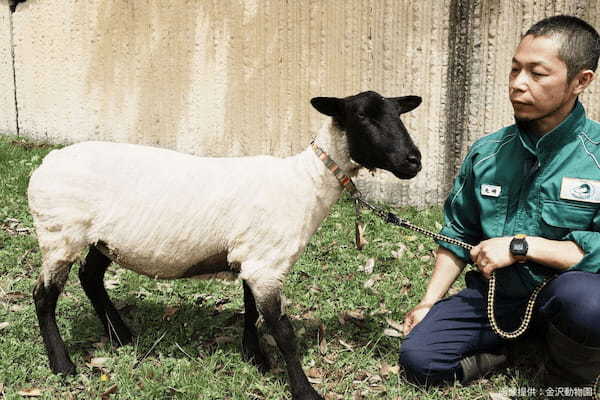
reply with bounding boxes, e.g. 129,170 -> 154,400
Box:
400,15 -> 600,391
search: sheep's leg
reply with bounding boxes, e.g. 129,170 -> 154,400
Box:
255,289 -> 324,400
78,246 -> 133,346
242,281 -> 269,372
33,262 -> 76,375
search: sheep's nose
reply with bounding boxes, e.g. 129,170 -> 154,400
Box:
407,152 -> 421,171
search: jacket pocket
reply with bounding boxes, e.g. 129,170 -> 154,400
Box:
540,200 -> 596,239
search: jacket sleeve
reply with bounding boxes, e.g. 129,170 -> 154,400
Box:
436,150 -> 483,263
564,211 -> 600,273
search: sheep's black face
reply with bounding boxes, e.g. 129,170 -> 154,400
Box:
311,91 -> 422,179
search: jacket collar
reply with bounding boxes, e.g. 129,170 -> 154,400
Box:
516,100 -> 587,156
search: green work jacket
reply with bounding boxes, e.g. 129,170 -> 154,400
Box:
438,101 -> 600,298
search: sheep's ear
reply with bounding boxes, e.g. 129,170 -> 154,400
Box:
311,97 -> 342,117
391,95 -> 422,114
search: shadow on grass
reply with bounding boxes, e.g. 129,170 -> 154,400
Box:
56,277 -> 543,391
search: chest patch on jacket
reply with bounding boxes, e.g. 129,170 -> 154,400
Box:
560,177 -> 600,203
481,184 -> 502,198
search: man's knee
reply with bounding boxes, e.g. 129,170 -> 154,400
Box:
540,271 -> 600,342
399,339 -> 461,385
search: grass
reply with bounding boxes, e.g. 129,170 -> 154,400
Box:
0,134 -> 542,399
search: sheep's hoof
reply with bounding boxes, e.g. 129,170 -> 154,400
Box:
242,344 -> 270,373
110,330 -> 134,348
51,361 -> 77,377
292,389 -> 324,400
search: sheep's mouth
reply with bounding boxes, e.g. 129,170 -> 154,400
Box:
391,167 -> 420,179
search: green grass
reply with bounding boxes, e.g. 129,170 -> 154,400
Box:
0,134 -> 541,399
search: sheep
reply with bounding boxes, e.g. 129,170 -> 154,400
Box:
28,90 -> 422,400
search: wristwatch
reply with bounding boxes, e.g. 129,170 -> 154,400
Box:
510,234 -> 528,263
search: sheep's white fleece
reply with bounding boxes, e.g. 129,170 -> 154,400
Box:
28,122 -> 359,297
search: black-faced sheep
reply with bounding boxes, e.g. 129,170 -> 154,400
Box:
28,91 -> 422,400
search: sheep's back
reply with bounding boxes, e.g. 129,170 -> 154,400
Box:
29,141 -> 312,277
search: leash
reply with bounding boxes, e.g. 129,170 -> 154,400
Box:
311,140 -> 551,340
354,196 -> 552,340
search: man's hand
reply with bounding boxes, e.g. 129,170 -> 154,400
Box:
403,302 -> 434,336
470,237 -> 516,279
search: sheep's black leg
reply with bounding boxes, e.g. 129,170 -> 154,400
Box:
242,281 -> 269,372
78,246 -> 132,346
258,291 -> 323,400
33,265 -> 76,375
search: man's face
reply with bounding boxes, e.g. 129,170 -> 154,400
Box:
509,34 -> 577,129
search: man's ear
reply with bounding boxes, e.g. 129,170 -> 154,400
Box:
573,70 -> 595,95
311,97 -> 342,117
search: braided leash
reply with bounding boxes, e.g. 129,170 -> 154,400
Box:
354,196 -> 552,340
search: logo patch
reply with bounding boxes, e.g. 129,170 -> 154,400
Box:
560,177 -> 600,203
481,184 -> 501,198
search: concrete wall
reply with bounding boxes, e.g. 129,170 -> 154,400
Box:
2,0 -> 600,206
0,0 -> 16,134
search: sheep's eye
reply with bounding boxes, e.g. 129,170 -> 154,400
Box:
357,112 -> 366,120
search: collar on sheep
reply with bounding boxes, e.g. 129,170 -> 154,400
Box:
311,140 -> 360,197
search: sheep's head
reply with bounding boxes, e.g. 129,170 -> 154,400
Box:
311,91 -> 422,179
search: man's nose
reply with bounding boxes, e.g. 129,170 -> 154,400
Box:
510,70 -> 528,92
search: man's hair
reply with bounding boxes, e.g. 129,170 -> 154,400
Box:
525,15 -> 600,81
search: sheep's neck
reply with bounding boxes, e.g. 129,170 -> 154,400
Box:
312,121 -> 359,179
300,121 -> 361,207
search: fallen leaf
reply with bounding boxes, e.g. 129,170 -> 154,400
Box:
391,243 -> 407,259
307,376 -> 323,384
309,285 -> 322,294
383,328 -> 402,338
339,339 -> 354,351
318,324 -> 327,355
489,393 -> 511,400
400,283 -> 412,296
1,218 -> 33,236
100,374 -> 110,382
359,258 -> 375,274
101,384 -> 118,400
88,357 -> 110,368
355,221 -> 368,250
162,306 -> 179,320
338,310 -> 366,326
3,291 -> 27,301
0,322 -> 9,330
363,274 -> 382,289
17,388 -> 43,397
323,354 -> 337,364
10,304 -> 25,312
307,367 -> 324,379
380,361 -> 400,377
385,318 -> 404,332
104,279 -> 119,290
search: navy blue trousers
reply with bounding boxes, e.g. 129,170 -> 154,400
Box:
399,270 -> 600,385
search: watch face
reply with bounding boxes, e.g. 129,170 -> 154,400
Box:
511,238 -> 528,256
513,242 -> 525,253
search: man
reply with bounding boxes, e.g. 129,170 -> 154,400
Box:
400,15 -> 600,388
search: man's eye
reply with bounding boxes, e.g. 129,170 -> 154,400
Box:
532,71 -> 546,77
